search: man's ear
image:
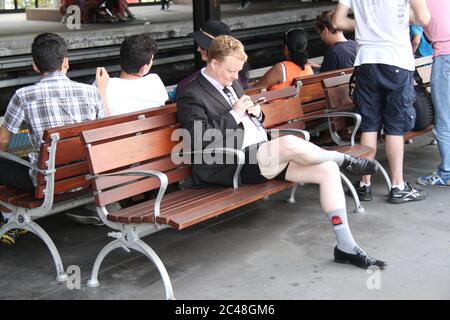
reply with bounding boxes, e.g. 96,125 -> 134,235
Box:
61,57 -> 69,72
210,58 -> 218,71
32,62 -> 40,74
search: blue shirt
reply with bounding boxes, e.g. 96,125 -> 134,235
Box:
410,25 -> 433,57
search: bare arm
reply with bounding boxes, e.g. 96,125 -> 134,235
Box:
256,63 -> 284,89
0,126 -> 12,151
411,33 -> 421,54
410,0 -> 431,26
333,3 -> 355,32
95,67 -> 111,116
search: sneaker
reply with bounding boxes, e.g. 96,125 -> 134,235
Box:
346,181 -> 373,201
388,182 -> 427,204
1,229 -> 19,245
0,215 -> 26,245
417,173 -> 450,187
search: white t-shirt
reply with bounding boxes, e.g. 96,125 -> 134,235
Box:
106,74 -> 168,116
339,0 -> 415,71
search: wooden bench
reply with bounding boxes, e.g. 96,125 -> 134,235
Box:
0,104 -> 178,282
80,88 -> 309,299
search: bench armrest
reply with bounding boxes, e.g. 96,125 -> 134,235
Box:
0,150 -> 53,175
182,148 -> 245,189
87,170 -> 168,218
299,112 -> 362,146
267,128 -> 310,142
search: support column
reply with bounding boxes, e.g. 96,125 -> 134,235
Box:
192,0 -> 221,69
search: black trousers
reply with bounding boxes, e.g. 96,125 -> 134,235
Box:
0,158 -> 34,192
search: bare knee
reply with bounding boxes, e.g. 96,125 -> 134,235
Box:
278,135 -> 305,153
317,161 -> 340,181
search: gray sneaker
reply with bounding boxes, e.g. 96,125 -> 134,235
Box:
388,182 -> 427,204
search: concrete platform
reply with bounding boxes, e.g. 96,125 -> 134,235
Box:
1,132 -> 449,300
0,1 -> 335,56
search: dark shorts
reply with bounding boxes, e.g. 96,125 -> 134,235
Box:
241,142 -> 288,185
353,64 -> 416,136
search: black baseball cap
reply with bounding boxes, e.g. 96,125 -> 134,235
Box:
191,20 -> 232,50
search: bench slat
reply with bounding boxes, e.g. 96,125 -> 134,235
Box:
95,157 -> 180,190
106,180 -> 293,229
81,113 -> 178,145
107,188 -> 206,223
262,98 -> 304,128
96,166 -> 192,207
115,189 -> 231,224
42,104 -> 176,142
158,180 -> 293,230
86,127 -> 180,175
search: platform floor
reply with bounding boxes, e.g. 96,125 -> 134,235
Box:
0,1 -> 335,56
1,133 -> 449,300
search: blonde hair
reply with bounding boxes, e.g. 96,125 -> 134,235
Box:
207,35 -> 248,63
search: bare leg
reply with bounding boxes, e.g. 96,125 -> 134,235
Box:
283,161 -> 345,213
385,135 -> 405,186
360,132 -> 378,184
256,135 -> 345,178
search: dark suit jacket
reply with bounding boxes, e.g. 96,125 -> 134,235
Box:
177,74 -> 265,187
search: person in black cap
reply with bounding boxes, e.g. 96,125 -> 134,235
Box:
174,20 -> 250,100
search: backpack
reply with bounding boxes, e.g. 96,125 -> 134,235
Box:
413,70 -> 434,131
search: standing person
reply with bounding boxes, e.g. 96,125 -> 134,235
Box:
417,0 -> 450,187
177,35 -> 387,269
95,33 -> 168,116
161,0 -> 170,10
315,10 -> 357,72
410,24 -> 433,58
0,33 -> 105,244
256,28 -> 313,90
333,0 -> 430,204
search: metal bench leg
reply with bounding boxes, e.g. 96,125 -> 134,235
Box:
373,159 -> 391,195
1,219 -> 68,282
87,236 -> 175,300
87,238 -> 124,288
287,184 -> 298,203
132,239 -> 175,300
340,172 -> 365,214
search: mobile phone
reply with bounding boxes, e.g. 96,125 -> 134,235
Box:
253,97 -> 266,104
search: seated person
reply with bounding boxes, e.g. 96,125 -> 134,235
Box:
410,24 -> 433,58
177,35 -> 387,269
175,20 -> 250,101
95,33 -> 168,116
256,28 -> 313,90
315,10 -> 357,72
0,33 -> 105,245
105,0 -> 136,22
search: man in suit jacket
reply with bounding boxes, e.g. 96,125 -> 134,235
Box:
177,35 -> 387,269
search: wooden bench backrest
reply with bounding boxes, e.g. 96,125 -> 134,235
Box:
81,109 -> 188,207
322,74 -> 353,111
292,68 -> 354,116
34,104 -> 175,199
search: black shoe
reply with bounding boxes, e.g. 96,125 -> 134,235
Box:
341,156 -> 378,176
334,246 -> 388,269
346,181 -> 373,201
388,182 -> 427,204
